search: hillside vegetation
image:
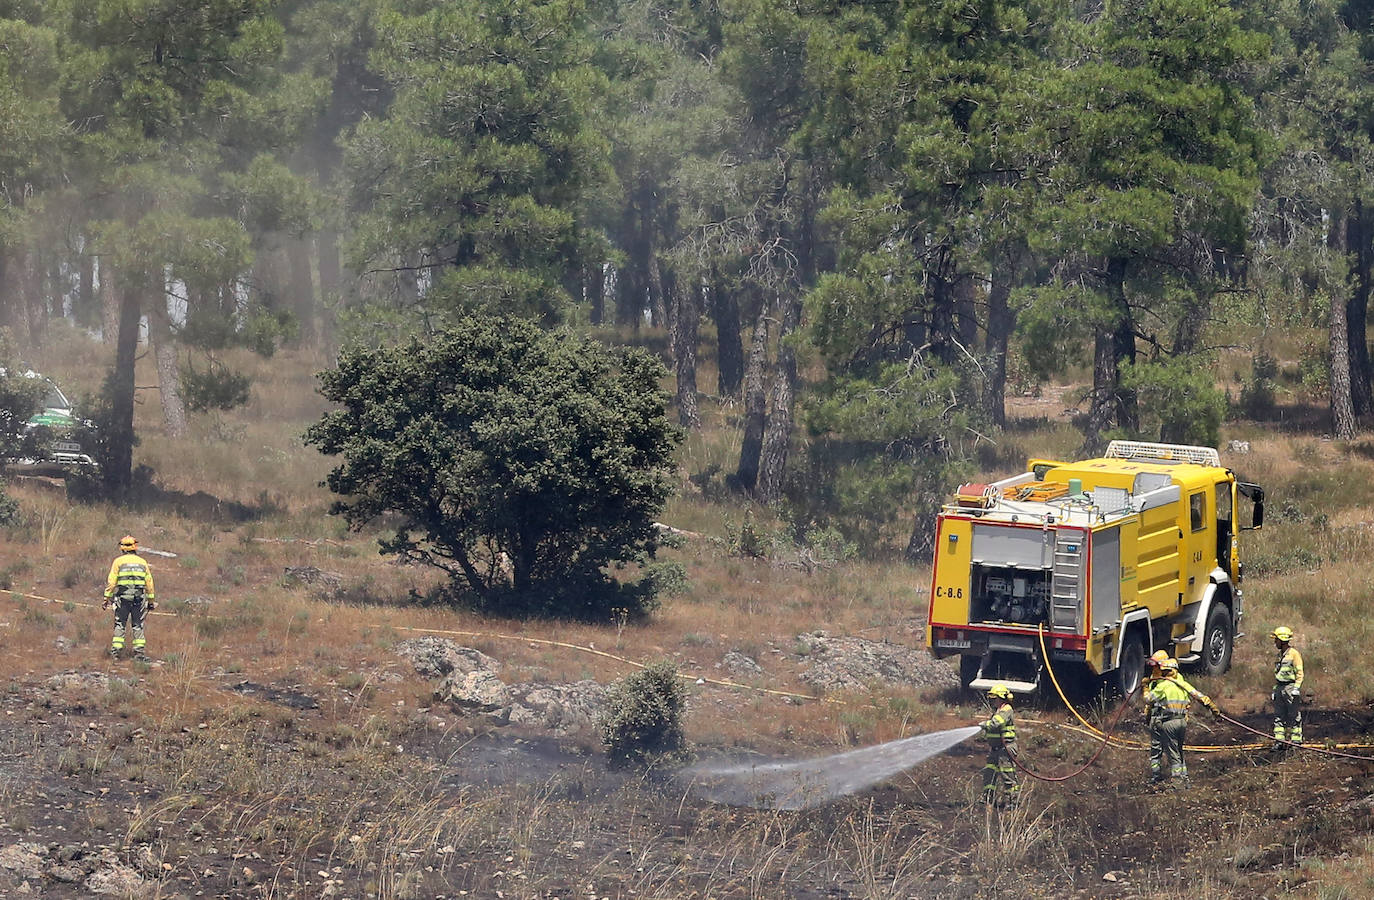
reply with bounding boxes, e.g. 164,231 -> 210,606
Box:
4,0 -> 1374,897
0,337 -> 1366,898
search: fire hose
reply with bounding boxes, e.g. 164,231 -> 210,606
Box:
1028,625 -> 1374,767
1007,677 -> 1138,782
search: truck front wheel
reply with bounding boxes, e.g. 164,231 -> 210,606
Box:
1199,603 -> 1233,676
1113,633 -> 1146,698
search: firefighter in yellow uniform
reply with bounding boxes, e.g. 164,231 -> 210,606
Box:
980,683 -> 1018,807
104,535 -> 155,660
1271,626 -> 1304,748
1144,655 -> 1217,785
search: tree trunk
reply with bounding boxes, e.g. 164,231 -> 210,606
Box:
615,193 -> 646,328
985,265 -> 1014,429
20,247 -> 43,348
105,266 -> 144,498
1085,325 -> 1118,455
287,236 -> 316,345
671,271 -> 700,429
588,262 -> 605,327
1348,199 -> 1372,416
78,248 -> 96,329
397,249 -> 421,307
147,294 -> 188,439
954,272 -> 978,352
317,230 -> 341,301
647,248 -> 667,331
252,238 -> 282,312
1086,256 -> 1137,441
757,296 -> 801,504
735,307 -> 770,491
711,267 -> 744,397
1112,304 -> 1137,433
100,260 -> 119,345
1331,276 -> 1357,439
46,254 -> 65,319
316,230 -> 341,348
0,249 -> 23,344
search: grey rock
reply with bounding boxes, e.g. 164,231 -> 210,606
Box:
85,864 -> 144,896
0,843 -> 45,880
282,566 -> 343,588
1226,440 -> 1251,454
796,632 -> 959,692
440,670 -> 510,712
45,672 -> 118,694
49,865 -> 84,883
396,637 -> 500,678
722,651 -> 763,676
506,681 -> 608,735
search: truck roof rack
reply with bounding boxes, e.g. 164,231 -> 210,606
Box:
1103,440 -> 1220,467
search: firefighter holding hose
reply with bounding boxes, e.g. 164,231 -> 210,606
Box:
980,683 -> 1019,807
1144,651 -> 1218,785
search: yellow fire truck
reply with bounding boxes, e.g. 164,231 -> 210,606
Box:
925,441 -> 1264,696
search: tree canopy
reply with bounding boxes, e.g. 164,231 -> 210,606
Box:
2,0 -> 1372,559
304,315 -> 680,616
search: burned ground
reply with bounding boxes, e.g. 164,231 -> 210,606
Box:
3,630 -> 1374,898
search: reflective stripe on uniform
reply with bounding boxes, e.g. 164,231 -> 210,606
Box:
982,703 -> 1016,741
1275,648 -> 1303,686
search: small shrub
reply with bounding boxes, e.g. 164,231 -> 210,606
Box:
643,560 -> 689,598
728,509 -> 769,559
599,660 -> 687,768
0,491 -> 18,527
1237,352 -> 1278,419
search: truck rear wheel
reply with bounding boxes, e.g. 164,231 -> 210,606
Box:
1199,603 -> 1233,676
959,654 -> 980,691
1113,633 -> 1145,698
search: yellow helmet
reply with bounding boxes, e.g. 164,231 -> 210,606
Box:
1149,650 -> 1170,667
119,535 -> 137,552
987,683 -> 1013,701
1160,657 -> 1180,671
1271,626 -> 1293,642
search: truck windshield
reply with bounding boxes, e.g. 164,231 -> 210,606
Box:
42,383 -> 69,410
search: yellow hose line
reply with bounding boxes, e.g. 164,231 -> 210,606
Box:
1036,625 -> 1374,754
13,586 -> 1374,751
393,624 -> 846,704
7,587 -> 836,704
7,588 -> 177,616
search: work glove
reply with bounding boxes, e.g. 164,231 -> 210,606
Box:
101,597 -> 110,610
146,600 -> 157,611
1284,684 -> 1301,699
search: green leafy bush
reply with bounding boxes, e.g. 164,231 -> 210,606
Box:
1237,352 -> 1279,419
305,315 -> 681,619
1119,357 -> 1226,447
599,661 -> 687,768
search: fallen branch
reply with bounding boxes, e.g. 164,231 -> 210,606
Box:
250,537 -> 346,548
653,522 -> 703,538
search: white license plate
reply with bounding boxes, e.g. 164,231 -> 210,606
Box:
55,442 -> 81,452
936,639 -> 971,649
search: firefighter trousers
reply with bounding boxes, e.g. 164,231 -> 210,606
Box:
1273,685 -> 1303,743
1149,716 -> 1187,782
111,594 -> 148,653
982,742 -> 1019,805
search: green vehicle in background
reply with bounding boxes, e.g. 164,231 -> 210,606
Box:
8,371 -> 98,470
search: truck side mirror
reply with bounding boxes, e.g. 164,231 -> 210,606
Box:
1238,482 -> 1264,530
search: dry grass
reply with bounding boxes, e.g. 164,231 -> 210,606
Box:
1,331 -> 1374,897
